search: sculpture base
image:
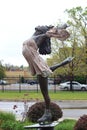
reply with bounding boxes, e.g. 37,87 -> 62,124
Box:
24,121 -> 59,130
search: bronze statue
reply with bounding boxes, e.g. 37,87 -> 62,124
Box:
22,24 -> 72,125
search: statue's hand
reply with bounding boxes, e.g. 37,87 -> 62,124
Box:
46,31 -> 52,37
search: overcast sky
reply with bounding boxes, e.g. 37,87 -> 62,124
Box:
0,0 -> 86,66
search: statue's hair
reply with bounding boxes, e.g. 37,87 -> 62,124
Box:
39,37 -> 51,55
34,25 -> 54,55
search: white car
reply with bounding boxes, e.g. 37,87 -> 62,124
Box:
59,81 -> 87,91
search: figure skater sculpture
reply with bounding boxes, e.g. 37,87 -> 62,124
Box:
22,24 -> 73,125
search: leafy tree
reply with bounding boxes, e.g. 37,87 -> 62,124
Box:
0,61 -> 6,79
66,6 -> 87,83
47,7 -> 87,90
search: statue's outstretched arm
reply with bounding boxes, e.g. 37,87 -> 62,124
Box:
46,27 -> 70,41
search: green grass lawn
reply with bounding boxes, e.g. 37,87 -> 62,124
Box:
0,90 -> 87,101
0,112 -> 76,130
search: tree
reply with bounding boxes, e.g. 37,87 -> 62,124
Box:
47,6 -> 87,90
0,61 -> 6,79
66,6 -> 87,84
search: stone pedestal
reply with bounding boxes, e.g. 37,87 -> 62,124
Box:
24,121 -> 59,130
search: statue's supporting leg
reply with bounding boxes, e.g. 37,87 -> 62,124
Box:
38,75 -> 50,109
37,75 -> 52,125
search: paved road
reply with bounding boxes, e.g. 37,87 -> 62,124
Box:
0,84 -> 59,91
0,100 -> 87,120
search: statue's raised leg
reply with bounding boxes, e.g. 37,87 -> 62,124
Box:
37,75 -> 52,125
50,57 -> 74,72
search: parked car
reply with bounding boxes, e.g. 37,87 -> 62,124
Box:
27,80 -> 38,85
59,81 -> 87,91
48,78 -> 54,85
0,80 -> 7,85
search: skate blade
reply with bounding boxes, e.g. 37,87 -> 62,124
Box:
39,121 -> 52,125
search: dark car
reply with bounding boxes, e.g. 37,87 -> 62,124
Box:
27,80 -> 38,85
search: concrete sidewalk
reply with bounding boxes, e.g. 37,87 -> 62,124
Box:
55,100 -> 87,120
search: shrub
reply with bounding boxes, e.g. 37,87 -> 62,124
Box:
27,102 -> 63,123
74,114 -> 87,130
74,76 -> 86,84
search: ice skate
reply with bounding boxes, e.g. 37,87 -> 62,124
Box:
37,109 -> 52,125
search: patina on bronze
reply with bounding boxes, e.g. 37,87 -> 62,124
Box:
22,24 -> 72,125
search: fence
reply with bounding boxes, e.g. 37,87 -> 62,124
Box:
0,77 -> 60,93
